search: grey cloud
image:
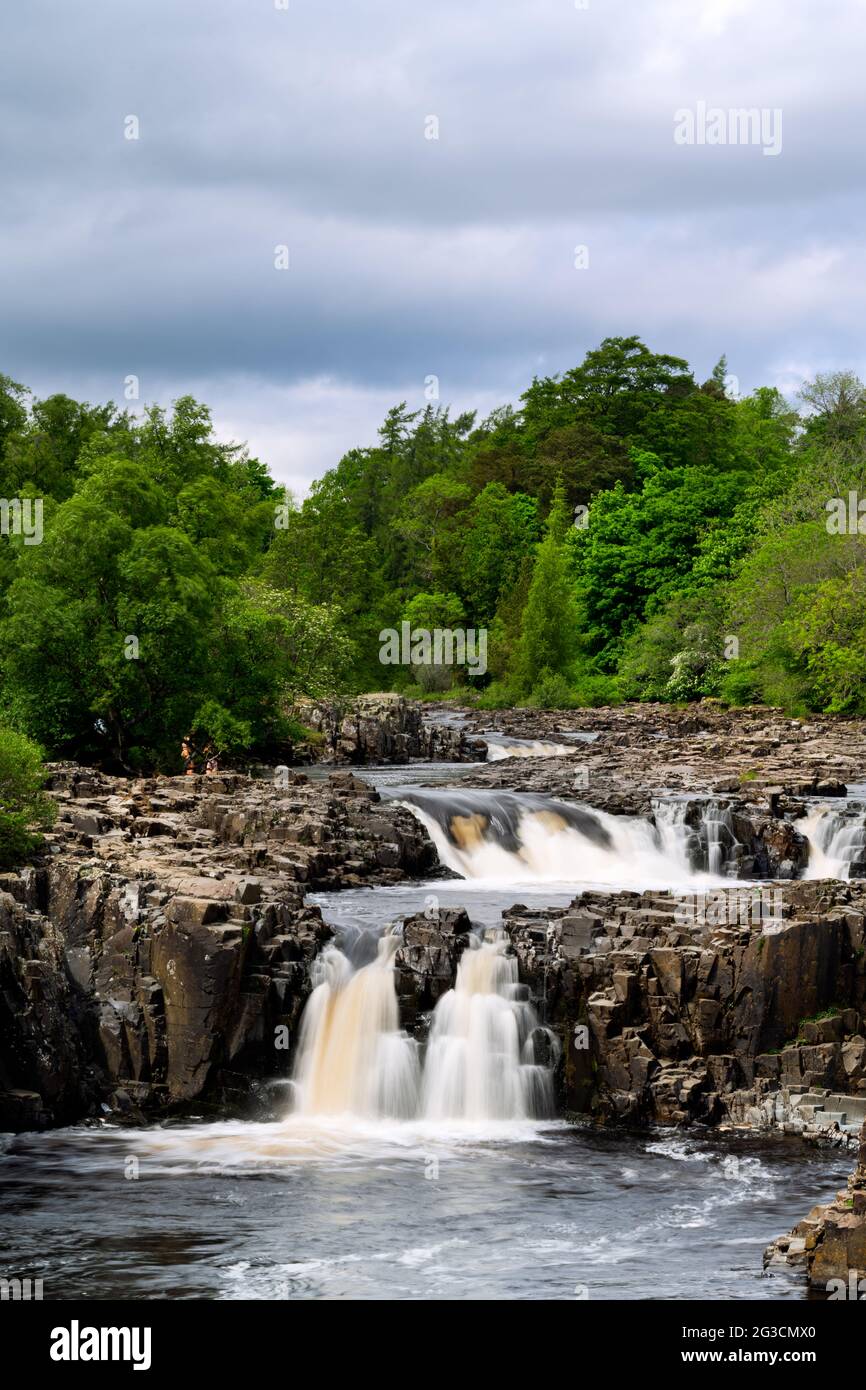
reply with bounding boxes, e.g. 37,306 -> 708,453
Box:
1,0 -> 865,487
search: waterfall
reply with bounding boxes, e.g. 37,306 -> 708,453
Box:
798,805 -> 866,880
292,934 -> 420,1119
700,799 -> 738,877
391,788 -> 706,888
290,930 -> 554,1124
421,935 -> 555,1121
652,798 -> 694,866
485,734 -> 574,761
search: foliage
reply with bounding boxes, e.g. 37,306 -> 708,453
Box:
0,726 -> 56,868
5,337 -> 866,746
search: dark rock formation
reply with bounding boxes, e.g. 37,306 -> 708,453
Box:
291,693 -> 479,764
505,881 -> 866,1129
394,907 -> 471,1036
0,765 -> 439,1130
765,1118 -> 866,1292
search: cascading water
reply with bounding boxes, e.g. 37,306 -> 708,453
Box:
292,934 -> 420,1119
699,799 -> 739,877
798,805 -> 866,880
391,788 -> 711,888
421,935 -> 555,1121
484,734 -> 574,761
290,928 -> 555,1123
290,788 -> 748,1127
652,798 -> 695,867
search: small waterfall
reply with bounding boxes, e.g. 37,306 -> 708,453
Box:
292,934 -> 420,1119
652,798 -> 694,866
798,805 -> 866,880
421,935 -> 555,1121
700,800 -> 739,877
485,735 -> 574,762
392,788 -> 705,888
290,930 -> 554,1124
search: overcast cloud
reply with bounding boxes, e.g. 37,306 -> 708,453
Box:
1,0 -> 865,491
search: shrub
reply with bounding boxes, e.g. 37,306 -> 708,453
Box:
523,668 -> 575,710
475,679 -> 519,709
0,726 -> 56,869
189,700 -> 253,759
569,669 -> 621,708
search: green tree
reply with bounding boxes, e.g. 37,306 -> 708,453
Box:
0,726 -> 56,868
515,485 -> 581,695
400,590 -> 466,692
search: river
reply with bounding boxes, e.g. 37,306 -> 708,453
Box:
0,755 -> 856,1300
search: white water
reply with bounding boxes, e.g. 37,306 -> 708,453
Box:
291,930 -> 554,1124
485,735 -> 574,761
798,805 -> 866,880
292,934 -> 419,1119
421,936 -> 554,1120
701,799 -> 738,877
289,787 -> 800,1133
652,798 -> 694,866
398,789 -> 716,889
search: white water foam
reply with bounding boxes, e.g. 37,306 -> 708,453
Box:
290,929 -> 556,1125
797,805 -> 866,880
398,789 -> 718,890
485,735 -> 574,762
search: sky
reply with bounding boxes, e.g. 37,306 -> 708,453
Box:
2,0 -> 865,494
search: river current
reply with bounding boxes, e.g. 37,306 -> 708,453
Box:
0,754 -> 856,1300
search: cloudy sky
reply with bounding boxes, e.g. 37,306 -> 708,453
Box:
2,0 -> 865,492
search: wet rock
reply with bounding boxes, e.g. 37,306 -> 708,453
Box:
0,764 -> 440,1129
766,1115 -> 866,1291
395,907 -> 472,1034
506,880 -> 866,1123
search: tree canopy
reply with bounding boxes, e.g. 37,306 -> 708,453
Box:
2,336 -> 866,760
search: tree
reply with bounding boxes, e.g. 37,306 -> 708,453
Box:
514,484 -> 581,694
456,483 -> 539,625
0,726 -> 56,868
400,590 -> 466,691
0,374 -> 29,470
395,473 -> 471,587
798,372 -> 866,446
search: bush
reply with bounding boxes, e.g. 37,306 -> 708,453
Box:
475,679 -> 520,709
665,628 -> 723,701
189,700 -> 253,760
569,669 -> 621,708
717,661 -> 765,707
523,668 -> 575,710
0,726 -> 56,869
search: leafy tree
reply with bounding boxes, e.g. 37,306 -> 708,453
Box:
456,483 -> 539,625
515,485 -> 581,694
0,375 -> 29,468
400,590 -> 466,692
0,726 -> 56,868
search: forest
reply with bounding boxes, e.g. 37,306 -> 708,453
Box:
2,334 -> 866,785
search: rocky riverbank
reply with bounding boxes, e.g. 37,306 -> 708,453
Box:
503,880 -> 866,1131
0,763 -> 438,1130
765,1124 -> 866,1294
289,692 -> 481,764
5,698 -> 866,1294
459,700 -> 860,811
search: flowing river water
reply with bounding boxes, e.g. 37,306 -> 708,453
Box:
0,750 -> 860,1301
